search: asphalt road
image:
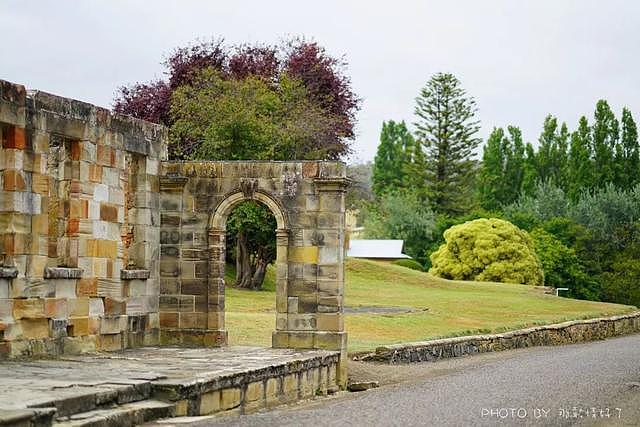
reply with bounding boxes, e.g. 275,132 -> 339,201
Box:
189,334 -> 640,426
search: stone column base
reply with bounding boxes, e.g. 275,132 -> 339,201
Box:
272,331 -> 347,350
272,330 -> 347,388
160,328 -> 228,347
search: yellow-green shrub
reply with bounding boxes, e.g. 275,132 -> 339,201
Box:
429,218 -> 544,285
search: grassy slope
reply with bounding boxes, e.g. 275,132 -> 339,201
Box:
225,259 -> 636,352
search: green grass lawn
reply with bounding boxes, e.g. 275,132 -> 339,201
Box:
224,258 -> 636,352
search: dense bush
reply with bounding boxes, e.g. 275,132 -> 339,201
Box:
392,259 -> 425,272
502,181 -> 570,230
421,209 -> 501,269
571,184 -> 640,243
429,218 -> 544,285
500,184 -> 640,305
529,229 -> 599,300
600,257 -> 640,308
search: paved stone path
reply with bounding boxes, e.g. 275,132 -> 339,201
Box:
190,334 -> 640,426
0,346 -> 335,412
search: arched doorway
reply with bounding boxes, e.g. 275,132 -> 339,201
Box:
208,187 -> 290,347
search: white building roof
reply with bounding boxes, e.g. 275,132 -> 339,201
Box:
347,239 -> 411,259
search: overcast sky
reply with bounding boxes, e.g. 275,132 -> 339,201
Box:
1,0 -> 639,162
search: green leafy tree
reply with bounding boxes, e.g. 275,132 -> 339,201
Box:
570,183 -> 640,244
592,100 -> 619,187
568,116 -> 593,200
618,108 -> 640,189
535,116 -> 570,190
521,142 -> 538,196
372,120 -> 419,196
596,221 -> 640,307
600,255 -> 640,308
477,128 -> 505,210
414,73 -> 481,215
536,115 -> 558,181
226,202 -> 277,289
478,126 -> 526,210
363,191 -> 436,263
504,126 -> 527,201
171,70 -> 336,161
503,181 -> 570,230
429,218 -> 544,285
530,228 -> 599,300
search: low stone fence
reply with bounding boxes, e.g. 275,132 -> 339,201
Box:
354,312 -> 640,364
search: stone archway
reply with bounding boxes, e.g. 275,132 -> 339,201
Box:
158,161 -> 348,374
207,187 -> 290,348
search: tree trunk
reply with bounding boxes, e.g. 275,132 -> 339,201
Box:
235,233 -> 243,284
250,258 -> 267,290
235,232 -> 254,288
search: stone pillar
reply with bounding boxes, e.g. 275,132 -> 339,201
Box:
206,227 -> 227,346
272,228 -> 289,345
0,124 -> 32,273
313,177 -> 349,387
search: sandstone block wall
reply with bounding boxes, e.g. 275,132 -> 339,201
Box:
0,79 -> 167,357
0,80 -> 348,375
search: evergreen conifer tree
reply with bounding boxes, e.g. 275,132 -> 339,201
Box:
414,73 -> 481,214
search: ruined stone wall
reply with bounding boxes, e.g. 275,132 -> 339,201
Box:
0,79 -> 167,358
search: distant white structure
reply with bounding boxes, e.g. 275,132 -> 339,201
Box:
347,239 -> 411,260
345,209 -> 364,239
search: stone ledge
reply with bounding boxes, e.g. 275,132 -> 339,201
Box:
313,177 -> 351,192
354,311 -> 640,363
0,266 -> 18,278
121,269 -> 150,280
43,267 -> 83,279
0,408 -> 56,427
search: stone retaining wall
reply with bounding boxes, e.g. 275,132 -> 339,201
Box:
154,352 -> 340,416
355,312 -> 640,364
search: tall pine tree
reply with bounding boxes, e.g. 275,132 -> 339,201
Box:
414,73 -> 481,214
